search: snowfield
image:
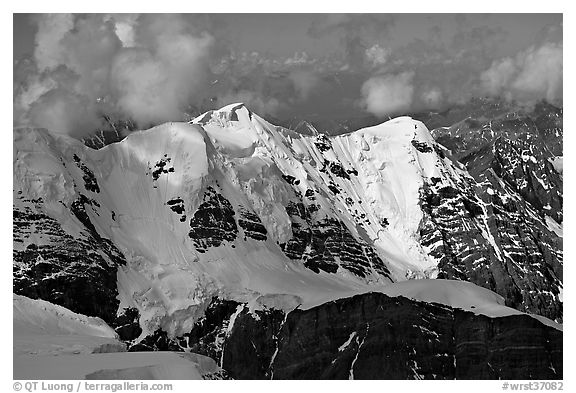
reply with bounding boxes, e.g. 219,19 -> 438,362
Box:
13,294 -> 122,357
14,352 -> 221,380
549,156 -> 563,174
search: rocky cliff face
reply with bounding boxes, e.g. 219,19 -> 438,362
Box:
13,193 -> 125,323
418,166 -> 562,321
426,103 -> 563,321
126,291 -> 562,380
431,102 -> 562,224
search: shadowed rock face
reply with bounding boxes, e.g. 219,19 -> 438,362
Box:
188,186 -> 238,252
238,208 -> 267,241
229,294 -> 561,380
13,194 -> 126,324
531,101 -> 563,157
463,133 -> 562,224
132,292 -> 562,380
229,294 -> 562,380
419,172 -> 562,322
73,154 -> 100,193
432,103 -> 562,224
427,104 -> 563,322
280,201 -> 391,279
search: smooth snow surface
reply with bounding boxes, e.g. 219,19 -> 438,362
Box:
14,352 -> 220,380
549,156 -> 563,174
545,215 -> 563,237
379,279 -> 562,331
13,294 -> 123,357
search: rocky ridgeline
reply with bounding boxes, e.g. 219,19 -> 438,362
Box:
425,102 -> 563,321
419,172 -> 562,321
124,293 -> 562,380
432,102 -> 562,223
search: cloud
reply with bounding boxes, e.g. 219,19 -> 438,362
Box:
365,44 -> 389,68
480,57 -> 516,96
360,72 -> 415,117
421,88 -> 443,108
111,26 -> 214,125
110,49 -> 175,125
59,15 -> 123,99
287,69 -> 321,101
451,25 -> 509,58
28,89 -> 102,135
534,22 -> 562,45
15,14 -> 563,137
480,42 -> 562,102
107,14 -> 138,47
15,14 -> 216,136
33,13 -> 74,71
18,14 -> 335,136
512,43 -> 562,101
308,14 -> 395,40
307,14 -> 356,39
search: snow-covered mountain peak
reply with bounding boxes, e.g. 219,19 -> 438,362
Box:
193,102 -> 253,129
14,103 -> 562,340
14,109 -> 451,337
214,102 -> 252,118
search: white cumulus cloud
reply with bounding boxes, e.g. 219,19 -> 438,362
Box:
360,72 -> 415,117
16,14 -> 216,136
480,42 -> 562,102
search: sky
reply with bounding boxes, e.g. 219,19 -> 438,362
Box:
13,13 -> 563,137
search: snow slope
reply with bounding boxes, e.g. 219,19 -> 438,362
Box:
13,295 -> 222,380
195,106 -> 460,278
14,352 -> 221,380
13,294 -> 122,356
549,156 -> 563,174
379,279 -> 561,331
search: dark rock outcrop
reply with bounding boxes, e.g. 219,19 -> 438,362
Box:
149,155 -> 175,187
427,103 -> 563,321
419,170 -> 562,322
73,154 -> 100,193
188,186 -> 238,252
431,103 -> 563,223
13,194 -> 126,324
184,292 -> 562,380
280,201 -> 391,279
238,207 -> 267,241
